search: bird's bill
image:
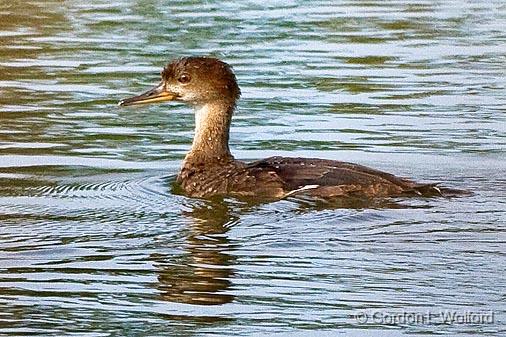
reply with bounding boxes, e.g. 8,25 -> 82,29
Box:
118,82 -> 177,106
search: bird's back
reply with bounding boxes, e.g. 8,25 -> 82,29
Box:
245,156 -> 467,199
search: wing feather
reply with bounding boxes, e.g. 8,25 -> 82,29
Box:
247,156 -> 452,198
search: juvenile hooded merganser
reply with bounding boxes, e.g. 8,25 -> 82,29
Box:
119,57 -> 466,200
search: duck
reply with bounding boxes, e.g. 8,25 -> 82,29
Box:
119,56 -> 466,200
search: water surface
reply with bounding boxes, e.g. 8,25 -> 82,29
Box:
0,0 -> 505,336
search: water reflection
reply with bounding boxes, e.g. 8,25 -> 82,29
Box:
154,200 -> 239,305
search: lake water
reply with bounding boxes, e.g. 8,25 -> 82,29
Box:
0,0 -> 505,336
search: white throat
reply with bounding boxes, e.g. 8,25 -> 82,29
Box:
192,104 -> 212,148
184,100 -> 233,163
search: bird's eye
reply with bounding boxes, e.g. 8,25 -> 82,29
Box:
178,74 -> 191,84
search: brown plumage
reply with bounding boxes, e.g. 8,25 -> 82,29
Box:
119,56 -> 468,201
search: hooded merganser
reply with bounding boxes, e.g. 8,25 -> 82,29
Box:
119,56 -> 466,200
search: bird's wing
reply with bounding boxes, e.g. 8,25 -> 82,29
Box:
247,156 -> 444,198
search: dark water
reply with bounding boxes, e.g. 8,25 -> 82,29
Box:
1,0 -> 505,336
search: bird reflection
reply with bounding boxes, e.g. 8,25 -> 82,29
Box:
154,200 -> 239,305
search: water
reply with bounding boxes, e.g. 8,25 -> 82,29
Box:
0,0 -> 505,336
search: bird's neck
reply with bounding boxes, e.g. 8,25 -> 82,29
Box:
184,100 -> 235,165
